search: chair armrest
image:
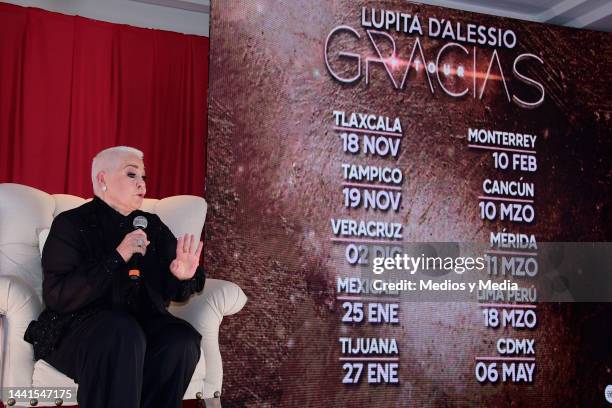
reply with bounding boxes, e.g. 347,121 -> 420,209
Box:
0,275 -> 42,388
169,279 -> 247,396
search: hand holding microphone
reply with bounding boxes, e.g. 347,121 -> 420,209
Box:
116,216 -> 149,280
116,230 -> 149,261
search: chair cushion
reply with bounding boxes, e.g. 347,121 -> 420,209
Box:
155,196 -> 207,238
0,317 -> 3,375
52,194 -> 88,217
0,243 -> 44,298
38,229 -> 50,257
33,356 -> 207,401
0,184 -> 55,247
32,360 -> 77,388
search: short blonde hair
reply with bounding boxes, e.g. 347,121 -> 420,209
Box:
91,146 -> 144,195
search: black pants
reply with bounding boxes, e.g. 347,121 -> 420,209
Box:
45,309 -> 201,408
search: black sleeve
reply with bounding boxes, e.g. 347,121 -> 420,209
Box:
156,216 -> 206,303
42,213 -> 126,314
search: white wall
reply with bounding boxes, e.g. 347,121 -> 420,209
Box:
2,0 -> 209,36
413,0 -> 612,32
4,1 -> 608,39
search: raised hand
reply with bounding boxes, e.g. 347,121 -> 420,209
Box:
169,234 -> 203,280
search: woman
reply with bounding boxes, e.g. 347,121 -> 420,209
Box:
24,146 -> 206,408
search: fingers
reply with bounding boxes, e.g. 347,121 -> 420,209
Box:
130,230 -> 149,244
132,236 -> 149,247
117,229 -> 149,262
183,234 -> 190,253
178,234 -> 198,254
177,235 -> 184,255
176,234 -> 202,259
130,229 -> 147,239
133,240 -> 147,255
128,230 -> 149,255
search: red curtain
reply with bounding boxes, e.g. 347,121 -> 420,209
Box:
0,3 -> 208,198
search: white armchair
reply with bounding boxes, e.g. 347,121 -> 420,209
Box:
0,183 -> 246,406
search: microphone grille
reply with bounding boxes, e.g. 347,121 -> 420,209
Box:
133,215 -> 148,229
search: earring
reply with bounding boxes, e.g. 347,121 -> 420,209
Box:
102,185 -> 107,192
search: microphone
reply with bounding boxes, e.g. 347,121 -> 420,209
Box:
129,215 -> 148,281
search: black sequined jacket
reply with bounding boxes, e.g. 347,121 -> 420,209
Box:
24,196 -> 206,360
